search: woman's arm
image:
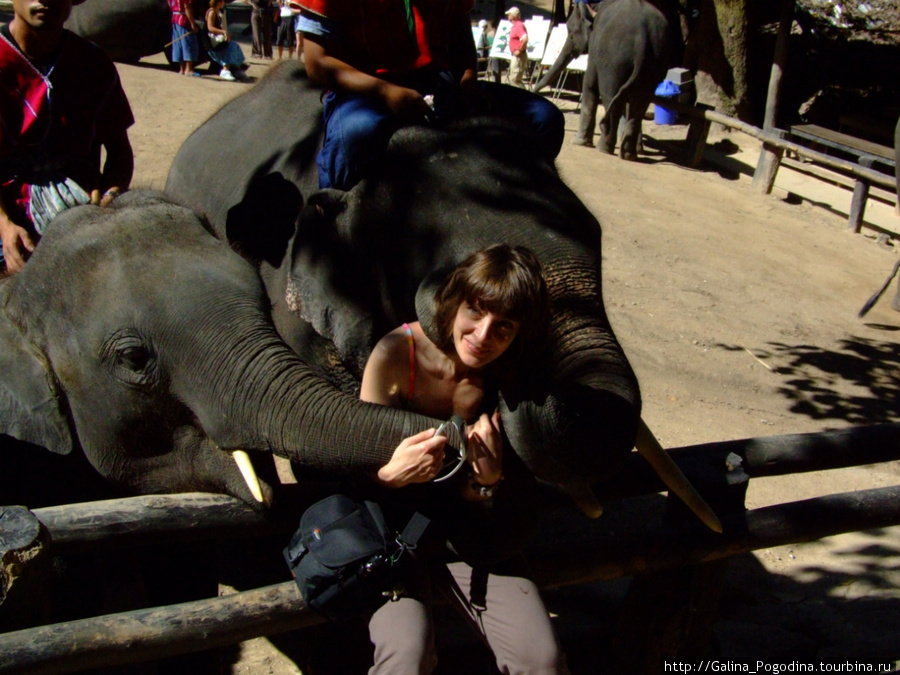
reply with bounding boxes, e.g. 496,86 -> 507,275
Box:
361,330 -> 446,488
464,411 -> 503,495
360,331 -> 407,407
206,8 -> 226,35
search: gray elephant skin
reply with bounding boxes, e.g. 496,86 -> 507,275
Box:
65,0 -> 212,64
167,62 -> 642,492
65,0 -> 171,63
0,191 -> 463,509
576,0 -> 681,160
533,2 -> 595,93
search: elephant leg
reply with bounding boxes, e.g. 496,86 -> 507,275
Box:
619,97 -> 651,161
599,95 -> 624,155
574,67 -> 599,147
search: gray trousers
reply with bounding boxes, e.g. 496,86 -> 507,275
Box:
250,9 -> 272,58
368,557 -> 568,674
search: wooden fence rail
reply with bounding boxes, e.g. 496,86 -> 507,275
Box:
21,423 -> 900,551
653,97 -> 896,191
2,423 -> 900,673
2,483 -> 900,675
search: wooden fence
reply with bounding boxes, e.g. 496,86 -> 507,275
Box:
2,423 -> 900,674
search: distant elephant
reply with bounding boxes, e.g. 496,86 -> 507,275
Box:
65,0 -> 171,63
167,62 -> 643,492
65,0 -> 211,64
575,0 -> 681,159
533,1 -> 596,93
0,191 -> 454,508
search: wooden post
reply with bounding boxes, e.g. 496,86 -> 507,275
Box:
684,103 -> 714,168
5,484 -> 900,674
0,506 -> 52,633
848,156 -> 877,232
607,452 -> 750,672
752,0 -> 794,194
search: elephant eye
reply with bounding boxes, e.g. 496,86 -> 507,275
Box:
101,330 -> 158,385
117,345 -> 152,372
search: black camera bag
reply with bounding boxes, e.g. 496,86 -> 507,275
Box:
283,494 -> 428,623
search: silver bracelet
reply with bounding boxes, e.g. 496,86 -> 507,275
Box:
468,471 -> 503,499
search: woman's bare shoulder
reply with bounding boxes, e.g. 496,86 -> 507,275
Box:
361,325 -> 415,405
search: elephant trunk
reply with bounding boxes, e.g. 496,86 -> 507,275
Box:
534,37 -> 576,92
197,325 -> 436,476
501,256 -> 641,484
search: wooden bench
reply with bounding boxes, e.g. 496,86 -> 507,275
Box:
789,123 -> 897,233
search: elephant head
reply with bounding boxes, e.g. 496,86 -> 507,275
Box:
272,121 -> 642,486
0,192 -> 443,507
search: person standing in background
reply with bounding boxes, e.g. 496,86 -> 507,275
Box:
169,0 -> 200,76
250,0 -> 273,59
275,0 -> 297,59
506,6 -> 528,88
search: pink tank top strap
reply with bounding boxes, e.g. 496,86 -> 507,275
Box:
403,322 -> 416,402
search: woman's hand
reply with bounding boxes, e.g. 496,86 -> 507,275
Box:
376,429 -> 448,488
466,411 -> 503,486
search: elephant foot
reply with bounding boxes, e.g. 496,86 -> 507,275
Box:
596,143 -> 615,156
572,137 -> 594,148
621,150 -> 638,162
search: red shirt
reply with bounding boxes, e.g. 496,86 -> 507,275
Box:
0,28 -> 134,226
299,0 -> 474,74
509,19 -> 526,54
169,0 -> 192,28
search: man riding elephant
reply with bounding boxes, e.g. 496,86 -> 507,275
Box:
295,0 -> 565,190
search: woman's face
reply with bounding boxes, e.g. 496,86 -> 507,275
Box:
452,301 -> 520,369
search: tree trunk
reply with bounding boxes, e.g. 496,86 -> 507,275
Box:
684,0 -> 753,122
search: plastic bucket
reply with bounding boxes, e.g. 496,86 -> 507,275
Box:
654,80 -> 680,125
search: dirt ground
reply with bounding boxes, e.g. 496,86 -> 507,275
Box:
117,48 -> 900,673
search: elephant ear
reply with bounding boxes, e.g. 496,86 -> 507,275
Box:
0,310 -> 72,455
414,265 -> 454,346
286,189 -> 379,373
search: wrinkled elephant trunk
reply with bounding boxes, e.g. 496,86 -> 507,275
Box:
500,257 -> 641,485
202,329 -> 437,476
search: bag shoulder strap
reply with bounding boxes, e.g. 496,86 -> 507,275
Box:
398,511 -> 429,548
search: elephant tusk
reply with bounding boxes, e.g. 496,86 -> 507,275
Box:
634,419 -> 723,533
563,481 -> 604,519
232,450 -> 264,503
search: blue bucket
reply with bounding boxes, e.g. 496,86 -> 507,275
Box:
654,80 -> 680,125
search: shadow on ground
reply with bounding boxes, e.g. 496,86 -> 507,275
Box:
716,336 -> 900,425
